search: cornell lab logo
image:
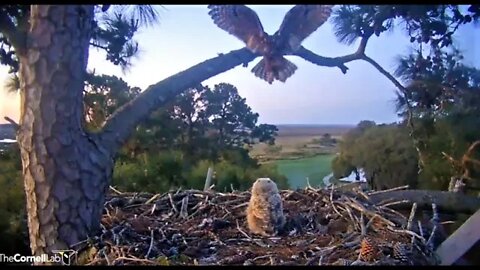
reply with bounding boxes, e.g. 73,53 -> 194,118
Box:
52,250 -> 77,265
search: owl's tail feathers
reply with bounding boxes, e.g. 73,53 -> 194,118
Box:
251,57 -> 297,84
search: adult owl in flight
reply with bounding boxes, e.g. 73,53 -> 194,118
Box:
207,5 -> 334,84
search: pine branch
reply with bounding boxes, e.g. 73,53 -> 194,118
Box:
99,47 -> 258,153
292,36 -> 370,74
361,54 -> 427,172
4,116 -> 19,131
0,10 -> 27,54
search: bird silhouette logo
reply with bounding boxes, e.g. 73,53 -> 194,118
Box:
52,249 -> 76,265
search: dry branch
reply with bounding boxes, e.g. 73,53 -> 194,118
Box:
368,190 -> 480,215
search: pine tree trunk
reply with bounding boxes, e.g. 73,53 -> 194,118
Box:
17,5 -> 112,258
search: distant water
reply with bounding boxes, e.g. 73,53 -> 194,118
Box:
274,155 -> 335,189
0,139 -> 16,143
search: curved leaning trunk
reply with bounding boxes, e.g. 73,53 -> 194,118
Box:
17,5 -> 112,258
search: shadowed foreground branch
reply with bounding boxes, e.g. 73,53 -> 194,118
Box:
99,42 -> 376,154
369,190 -> 480,215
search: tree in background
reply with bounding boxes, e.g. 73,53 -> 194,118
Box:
393,47 -> 480,192
332,122 -> 419,190
82,74 -> 283,193
332,48 -> 480,192
0,144 -> 29,255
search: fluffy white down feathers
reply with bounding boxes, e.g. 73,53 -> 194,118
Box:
246,178 -> 286,236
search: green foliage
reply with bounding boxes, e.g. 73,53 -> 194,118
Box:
204,83 -> 277,154
331,154 -> 355,179
84,73 -> 141,130
315,133 -> 337,146
334,122 -> 419,190
113,151 -> 186,193
82,73 -> 285,195
112,150 -> 289,193
115,83 -> 278,163
264,145 -> 283,156
392,38 -> 480,192
0,145 -> 29,254
331,5 -> 478,50
0,5 -> 161,77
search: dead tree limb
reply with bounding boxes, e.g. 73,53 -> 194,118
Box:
360,54 -> 427,172
3,116 -> 19,131
99,40 -> 375,154
369,190 -> 480,215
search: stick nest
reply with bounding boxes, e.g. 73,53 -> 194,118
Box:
75,186 -> 441,266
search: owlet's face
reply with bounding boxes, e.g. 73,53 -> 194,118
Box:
252,178 -> 279,195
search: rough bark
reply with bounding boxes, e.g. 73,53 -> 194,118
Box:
17,5 -> 113,258
369,190 -> 480,215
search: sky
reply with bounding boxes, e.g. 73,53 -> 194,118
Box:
0,5 -> 479,125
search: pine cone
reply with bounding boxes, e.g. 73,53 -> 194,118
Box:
393,242 -> 410,264
360,237 -> 379,262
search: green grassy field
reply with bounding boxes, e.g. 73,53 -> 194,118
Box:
250,124 -> 352,189
274,154 -> 336,189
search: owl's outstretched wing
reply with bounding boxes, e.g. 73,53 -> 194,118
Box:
276,5 -> 334,51
207,5 -> 269,54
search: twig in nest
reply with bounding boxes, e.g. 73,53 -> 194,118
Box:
231,202 -> 249,210
360,213 -> 366,236
343,237 -> 362,248
356,189 -> 371,202
365,215 -> 379,233
109,186 -> 124,195
440,221 -> 455,225
113,256 -> 157,264
180,195 -> 189,219
145,194 -> 160,205
236,219 -> 252,240
101,247 -> 111,265
252,254 -> 271,262
158,228 -> 166,240
329,185 -> 344,217
379,207 -> 406,223
387,226 -> 426,243
306,177 -> 313,189
367,185 -> 409,195
430,203 -> 439,224
168,193 -> 179,213
417,221 -> 424,240
343,203 -> 361,231
150,203 -> 156,215
145,229 -> 154,259
406,203 -> 417,230
426,225 -> 437,249
344,199 -> 396,227
381,199 -> 410,208
306,245 -> 339,266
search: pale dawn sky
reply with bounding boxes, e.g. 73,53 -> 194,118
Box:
0,5 -> 479,125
